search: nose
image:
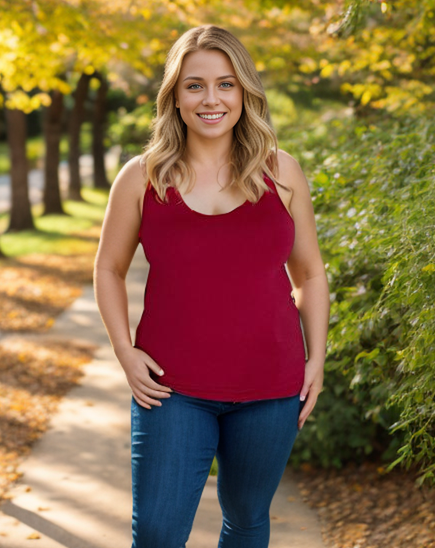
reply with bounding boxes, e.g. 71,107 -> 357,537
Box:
203,87 -> 219,106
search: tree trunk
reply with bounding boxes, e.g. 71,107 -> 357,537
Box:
43,88 -> 66,215
93,72 -> 110,189
5,108 -> 35,232
0,240 -> 7,258
68,72 -> 91,201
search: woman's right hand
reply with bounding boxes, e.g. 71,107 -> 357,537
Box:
115,345 -> 173,409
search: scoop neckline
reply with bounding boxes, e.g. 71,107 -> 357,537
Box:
172,187 -> 251,218
171,173 -> 280,218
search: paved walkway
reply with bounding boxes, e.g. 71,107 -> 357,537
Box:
0,215 -> 327,548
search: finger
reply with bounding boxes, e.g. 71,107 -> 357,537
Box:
142,355 -> 171,384
143,374 -> 174,393
132,393 -> 151,410
138,381 -> 173,400
298,395 -> 318,426
133,387 -> 164,407
136,390 -> 164,407
299,401 -> 314,422
136,362 -> 173,393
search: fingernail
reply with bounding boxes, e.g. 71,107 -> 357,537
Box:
159,370 -> 164,376
300,395 -> 305,401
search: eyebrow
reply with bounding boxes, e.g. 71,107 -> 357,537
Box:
183,74 -> 236,82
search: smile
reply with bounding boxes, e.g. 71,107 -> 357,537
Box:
196,113 -> 227,124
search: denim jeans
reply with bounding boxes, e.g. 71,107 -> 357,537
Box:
130,389 -> 304,548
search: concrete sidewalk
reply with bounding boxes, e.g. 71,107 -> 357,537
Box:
0,248 -> 327,548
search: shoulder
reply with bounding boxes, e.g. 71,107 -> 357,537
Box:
113,154 -> 147,189
110,154 -> 147,213
271,149 -> 311,213
276,149 -> 307,192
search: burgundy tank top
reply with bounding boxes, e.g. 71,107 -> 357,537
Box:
134,173 -> 306,402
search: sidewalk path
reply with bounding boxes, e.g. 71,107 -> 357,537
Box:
0,248 -> 327,548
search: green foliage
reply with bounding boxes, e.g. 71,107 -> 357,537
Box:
288,111 -> 435,486
107,102 -> 155,157
265,89 -> 297,138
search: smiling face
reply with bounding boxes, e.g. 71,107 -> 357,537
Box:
174,49 -> 244,141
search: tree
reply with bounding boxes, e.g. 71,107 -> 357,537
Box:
92,70 -> 110,189
43,87 -> 66,215
4,107 -> 34,232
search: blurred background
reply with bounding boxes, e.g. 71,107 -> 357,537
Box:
0,1 -> 434,547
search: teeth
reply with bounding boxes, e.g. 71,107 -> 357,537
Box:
198,113 -> 225,120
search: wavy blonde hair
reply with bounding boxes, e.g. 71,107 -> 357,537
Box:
140,24 -> 288,204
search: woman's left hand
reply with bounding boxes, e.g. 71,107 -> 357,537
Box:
297,359 -> 324,430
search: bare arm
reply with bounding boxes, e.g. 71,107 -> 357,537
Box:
278,149 -> 330,427
93,155 -> 173,409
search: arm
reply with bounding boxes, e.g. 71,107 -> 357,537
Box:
93,155 -> 173,409
277,149 -> 330,428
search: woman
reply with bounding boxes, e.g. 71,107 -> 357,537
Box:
94,24 -> 329,548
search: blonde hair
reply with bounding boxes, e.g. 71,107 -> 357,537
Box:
140,24 -> 288,204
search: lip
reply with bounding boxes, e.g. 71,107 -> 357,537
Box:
196,112 -> 227,125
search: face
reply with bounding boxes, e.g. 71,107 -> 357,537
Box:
174,49 -> 244,140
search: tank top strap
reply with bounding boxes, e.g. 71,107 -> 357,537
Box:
263,172 -> 277,193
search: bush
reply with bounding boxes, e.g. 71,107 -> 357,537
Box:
287,112 -> 435,487
107,101 -> 155,159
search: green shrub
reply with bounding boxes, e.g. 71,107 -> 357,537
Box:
288,112 -> 435,487
107,101 -> 155,158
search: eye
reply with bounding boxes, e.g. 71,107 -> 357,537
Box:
187,82 -> 234,90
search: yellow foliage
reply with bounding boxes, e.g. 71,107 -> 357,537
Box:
361,90 -> 372,106
57,33 -> 69,44
338,60 -> 351,76
269,57 -> 286,70
371,60 -> 391,71
299,57 -> 317,73
141,8 -> 152,19
320,64 -> 335,78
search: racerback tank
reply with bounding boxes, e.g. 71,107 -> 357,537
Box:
134,173 -> 306,402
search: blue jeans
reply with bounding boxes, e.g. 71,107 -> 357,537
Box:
130,390 -> 304,548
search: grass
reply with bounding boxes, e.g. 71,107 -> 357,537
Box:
0,187 -> 109,256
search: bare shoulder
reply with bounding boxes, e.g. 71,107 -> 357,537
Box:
106,155 -> 149,229
111,154 -> 147,203
95,155 -> 148,276
276,149 -> 309,193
